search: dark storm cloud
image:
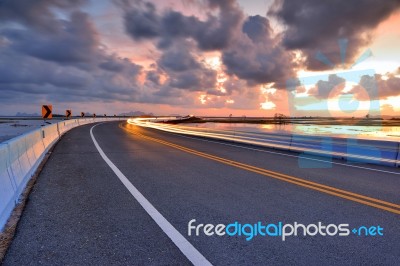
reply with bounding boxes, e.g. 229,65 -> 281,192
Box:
168,68 -> 217,91
0,44 -> 143,104
159,45 -> 200,72
146,70 -> 161,85
222,15 -> 296,86
0,0 -> 147,105
306,72 -> 400,102
141,40 -> 217,92
308,75 -> 346,99
2,12 -> 98,66
193,0 -> 243,51
0,0 -> 87,32
124,2 -> 160,40
0,50 -> 90,88
242,15 -> 272,43
121,0 -> 296,88
169,72 -> 201,89
270,0 -> 400,70
123,0 -> 242,51
350,74 -> 400,100
99,57 -> 126,72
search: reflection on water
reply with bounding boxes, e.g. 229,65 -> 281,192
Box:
185,122 -> 400,141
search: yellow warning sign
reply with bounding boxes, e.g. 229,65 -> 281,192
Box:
66,109 -> 72,118
42,105 -> 52,119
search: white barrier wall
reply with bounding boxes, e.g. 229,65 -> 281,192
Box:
0,118 -> 122,231
6,136 -> 31,198
0,144 -> 15,231
346,139 -> 398,166
42,124 -> 59,149
289,135 -> 399,167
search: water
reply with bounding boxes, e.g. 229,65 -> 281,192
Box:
0,118 -> 63,143
184,122 -> 400,141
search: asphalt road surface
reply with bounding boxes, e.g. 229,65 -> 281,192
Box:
3,121 -> 400,265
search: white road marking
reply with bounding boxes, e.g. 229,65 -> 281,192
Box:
90,124 -> 212,266
156,129 -> 400,176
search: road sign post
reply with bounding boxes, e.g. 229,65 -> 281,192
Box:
66,109 -> 72,119
42,105 -> 53,120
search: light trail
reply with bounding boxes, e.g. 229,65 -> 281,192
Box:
127,118 -> 400,166
121,123 -> 400,215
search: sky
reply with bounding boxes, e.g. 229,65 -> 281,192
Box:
0,0 -> 399,117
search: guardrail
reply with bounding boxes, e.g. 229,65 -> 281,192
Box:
0,118 -> 122,231
128,118 -> 400,168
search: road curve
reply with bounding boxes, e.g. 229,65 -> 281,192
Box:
3,121 -> 400,265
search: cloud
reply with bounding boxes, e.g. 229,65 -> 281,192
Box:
168,68 -> 217,90
308,74 -> 346,99
270,0 -> 400,70
242,15 -> 272,43
0,0 -> 208,111
124,2 -> 161,40
222,15 -> 296,86
146,70 -> 161,85
227,19 -> 297,87
2,12 -> 99,66
350,73 -> 400,100
0,3 -> 145,105
158,44 -> 200,72
381,103 -> 395,114
1,0 -> 398,115
121,0 -> 296,88
123,0 -> 242,51
0,0 -> 87,32
0,48 -> 143,104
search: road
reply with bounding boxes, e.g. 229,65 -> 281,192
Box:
3,121 -> 400,265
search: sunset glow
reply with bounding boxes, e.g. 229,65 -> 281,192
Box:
0,1 -> 399,117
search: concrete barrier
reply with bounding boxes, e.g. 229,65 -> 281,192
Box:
24,129 -> 45,172
289,135 -> 333,168
290,135 -> 333,153
396,143 -> 400,167
57,121 -> 65,135
57,120 -> 77,135
232,133 -> 292,151
251,133 -> 398,167
6,138 -> 23,189
328,138 -> 348,159
23,134 -> 36,176
42,124 -> 59,150
0,118 -> 122,230
288,134 -> 397,166
32,129 -> 46,161
345,138 -> 399,167
64,120 -> 78,132
0,144 -> 16,231
6,136 -> 31,199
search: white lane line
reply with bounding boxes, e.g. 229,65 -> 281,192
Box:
154,129 -> 400,176
90,124 -> 212,266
